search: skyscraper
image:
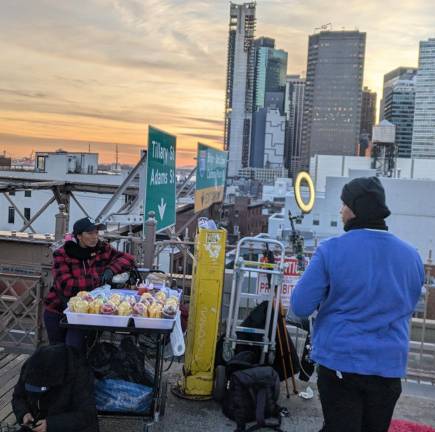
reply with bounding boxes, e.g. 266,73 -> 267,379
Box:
249,37 -> 288,170
253,37 -> 288,112
301,30 -> 366,171
359,87 -> 377,156
250,108 -> 286,169
382,67 -> 417,158
250,108 -> 267,168
360,87 -> 377,137
224,2 -> 256,177
412,39 -> 435,159
263,109 -> 286,168
284,75 -> 305,176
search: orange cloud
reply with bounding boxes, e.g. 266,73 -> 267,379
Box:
0,0 -> 432,166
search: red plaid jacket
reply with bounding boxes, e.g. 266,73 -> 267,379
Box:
45,241 -> 135,314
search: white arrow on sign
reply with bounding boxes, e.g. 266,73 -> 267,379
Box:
158,198 -> 166,220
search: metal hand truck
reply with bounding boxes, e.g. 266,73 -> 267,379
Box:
222,237 -> 286,365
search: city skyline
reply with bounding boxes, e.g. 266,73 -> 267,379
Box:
1,0 -> 432,166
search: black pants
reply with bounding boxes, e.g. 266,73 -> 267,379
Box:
317,365 -> 402,432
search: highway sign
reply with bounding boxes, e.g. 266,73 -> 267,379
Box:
145,126 -> 176,231
195,143 -> 227,213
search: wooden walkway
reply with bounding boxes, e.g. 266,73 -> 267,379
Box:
0,349 -> 28,426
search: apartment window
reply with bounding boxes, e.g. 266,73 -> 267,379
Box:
24,208 -> 31,221
36,155 -> 46,172
8,207 -> 15,224
313,214 -> 320,226
8,190 -> 15,196
330,220 -> 338,227
24,190 -> 32,198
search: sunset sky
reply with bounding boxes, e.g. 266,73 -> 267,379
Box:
1,0 -> 433,166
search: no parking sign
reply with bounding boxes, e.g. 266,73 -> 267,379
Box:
256,256 -> 309,309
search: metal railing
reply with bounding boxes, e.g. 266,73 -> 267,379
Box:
219,246 -> 435,385
100,232 -> 195,294
0,268 -> 47,353
407,279 -> 435,384
2,219 -> 434,389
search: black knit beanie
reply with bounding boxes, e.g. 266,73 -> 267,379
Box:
23,344 -> 67,388
341,177 -> 391,222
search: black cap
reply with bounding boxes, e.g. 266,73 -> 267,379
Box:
341,177 -> 391,222
73,217 -> 106,235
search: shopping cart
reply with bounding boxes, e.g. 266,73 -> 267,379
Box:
60,317 -> 171,432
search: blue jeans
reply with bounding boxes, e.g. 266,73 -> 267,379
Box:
44,309 -> 85,349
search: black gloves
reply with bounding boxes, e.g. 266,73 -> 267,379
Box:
101,268 -> 114,285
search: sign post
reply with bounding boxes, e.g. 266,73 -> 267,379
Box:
181,227 -> 227,397
194,143 -> 227,213
145,126 -> 176,232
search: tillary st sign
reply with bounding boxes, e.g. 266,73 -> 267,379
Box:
145,126 -> 176,231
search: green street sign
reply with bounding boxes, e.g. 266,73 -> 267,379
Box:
145,126 -> 176,231
195,143 -> 227,213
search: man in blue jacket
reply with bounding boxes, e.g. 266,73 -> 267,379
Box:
291,177 -> 424,432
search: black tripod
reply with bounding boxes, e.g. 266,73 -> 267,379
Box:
288,210 -> 306,273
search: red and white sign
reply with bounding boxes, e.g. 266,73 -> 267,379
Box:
256,256 -> 308,309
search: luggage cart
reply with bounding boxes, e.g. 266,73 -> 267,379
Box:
60,318 -> 173,432
222,237 -> 286,366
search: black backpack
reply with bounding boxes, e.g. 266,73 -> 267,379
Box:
222,365 -> 283,432
235,301 -> 300,381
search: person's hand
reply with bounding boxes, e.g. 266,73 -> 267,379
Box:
22,413 -> 33,425
32,419 -> 47,432
101,268 -> 114,284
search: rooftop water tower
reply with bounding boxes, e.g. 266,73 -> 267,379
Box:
371,120 -> 397,177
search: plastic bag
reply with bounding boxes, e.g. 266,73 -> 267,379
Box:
198,217 -> 217,230
95,378 -> 153,413
115,338 -> 154,386
88,339 -> 154,387
170,311 -> 185,357
88,342 -> 119,380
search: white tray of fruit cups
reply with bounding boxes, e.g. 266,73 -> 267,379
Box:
64,286 -> 180,329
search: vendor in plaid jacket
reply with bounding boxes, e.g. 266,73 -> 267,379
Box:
44,217 -> 136,348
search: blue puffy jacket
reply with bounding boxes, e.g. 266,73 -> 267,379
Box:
291,229 -> 424,378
